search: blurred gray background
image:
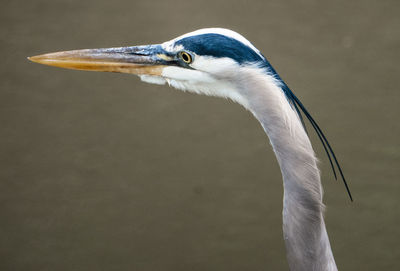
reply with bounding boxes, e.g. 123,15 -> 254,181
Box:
1,0 -> 399,270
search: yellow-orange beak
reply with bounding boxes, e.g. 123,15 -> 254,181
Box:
28,44 -> 174,76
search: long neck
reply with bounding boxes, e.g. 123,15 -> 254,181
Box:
237,69 -> 338,271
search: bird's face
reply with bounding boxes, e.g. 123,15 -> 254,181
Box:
29,28 -> 266,105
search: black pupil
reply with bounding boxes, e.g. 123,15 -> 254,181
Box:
182,53 -> 190,62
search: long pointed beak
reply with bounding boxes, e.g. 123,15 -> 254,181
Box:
28,45 -> 174,76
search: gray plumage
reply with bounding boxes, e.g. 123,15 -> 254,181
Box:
29,28 -> 351,271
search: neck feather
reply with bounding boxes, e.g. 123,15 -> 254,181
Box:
236,68 -> 338,271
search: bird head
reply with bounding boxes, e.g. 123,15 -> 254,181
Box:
28,28 -> 353,200
29,28 -> 269,106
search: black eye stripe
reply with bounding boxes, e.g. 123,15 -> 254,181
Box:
175,34 -> 264,65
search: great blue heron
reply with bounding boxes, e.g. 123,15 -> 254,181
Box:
29,28 -> 352,271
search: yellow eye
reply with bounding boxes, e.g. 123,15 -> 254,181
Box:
179,51 -> 193,64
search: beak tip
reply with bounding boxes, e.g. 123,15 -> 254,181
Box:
28,55 -> 40,63
28,55 -> 52,66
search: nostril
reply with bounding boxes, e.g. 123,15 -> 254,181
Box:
127,51 -> 149,56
